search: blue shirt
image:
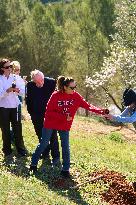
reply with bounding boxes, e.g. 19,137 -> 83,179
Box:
113,107 -> 136,123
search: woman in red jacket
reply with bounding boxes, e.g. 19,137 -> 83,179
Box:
30,76 -> 108,177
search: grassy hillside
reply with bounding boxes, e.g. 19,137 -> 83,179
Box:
0,115 -> 136,205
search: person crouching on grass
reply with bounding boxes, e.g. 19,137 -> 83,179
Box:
30,76 -> 109,178
105,88 -> 136,192
105,88 -> 136,124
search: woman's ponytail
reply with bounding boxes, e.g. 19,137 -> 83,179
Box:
57,76 -> 65,91
57,75 -> 75,91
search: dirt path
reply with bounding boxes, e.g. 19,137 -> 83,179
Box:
72,117 -> 136,142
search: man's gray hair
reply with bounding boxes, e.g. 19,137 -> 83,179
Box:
31,69 -> 44,80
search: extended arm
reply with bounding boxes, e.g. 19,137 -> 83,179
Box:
78,93 -> 107,115
113,111 -> 136,123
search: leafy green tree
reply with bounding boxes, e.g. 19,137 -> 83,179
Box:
0,0 -> 30,74
62,0 -> 112,115
23,2 -> 66,77
86,0 -> 136,111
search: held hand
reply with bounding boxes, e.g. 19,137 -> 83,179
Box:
102,109 -> 109,115
13,88 -> 20,93
67,114 -> 72,121
104,114 -> 114,120
6,87 -> 14,93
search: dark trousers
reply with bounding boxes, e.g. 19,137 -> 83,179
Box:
0,107 -> 26,155
31,114 -> 60,159
10,103 -> 22,142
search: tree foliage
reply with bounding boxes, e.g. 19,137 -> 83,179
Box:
86,0 -> 136,109
0,0 -> 116,107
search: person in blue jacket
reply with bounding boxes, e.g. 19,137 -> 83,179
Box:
106,88 -> 136,123
106,88 -> 136,192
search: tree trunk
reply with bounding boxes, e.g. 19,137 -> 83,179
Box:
85,86 -> 89,117
101,86 -> 122,111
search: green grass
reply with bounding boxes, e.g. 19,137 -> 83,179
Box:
0,116 -> 136,205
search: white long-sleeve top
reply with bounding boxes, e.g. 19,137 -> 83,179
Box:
0,74 -> 25,108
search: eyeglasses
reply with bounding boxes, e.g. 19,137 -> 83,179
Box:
69,86 -> 76,90
3,65 -> 12,69
14,69 -> 20,72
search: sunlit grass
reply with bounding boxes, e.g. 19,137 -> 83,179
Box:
0,115 -> 136,205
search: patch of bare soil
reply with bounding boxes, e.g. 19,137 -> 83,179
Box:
53,178 -> 75,189
72,117 -> 136,142
91,170 -> 136,205
52,170 -> 136,205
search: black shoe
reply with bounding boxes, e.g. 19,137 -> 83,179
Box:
17,148 -> 28,156
60,170 -> 71,178
29,165 -> 37,173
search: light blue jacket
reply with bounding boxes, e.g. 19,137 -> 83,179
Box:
113,107 -> 136,123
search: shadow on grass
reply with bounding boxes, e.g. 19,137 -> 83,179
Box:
1,155 -> 88,205
33,160 -> 89,205
1,152 -> 29,177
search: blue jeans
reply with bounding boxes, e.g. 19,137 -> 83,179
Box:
31,128 -> 70,171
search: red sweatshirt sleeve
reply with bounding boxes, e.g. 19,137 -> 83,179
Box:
78,93 -> 105,115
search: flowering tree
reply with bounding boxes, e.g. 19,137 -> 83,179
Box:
85,0 -> 136,110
